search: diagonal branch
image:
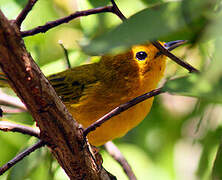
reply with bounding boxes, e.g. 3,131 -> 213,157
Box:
0,122 -> 42,176
21,6 -> 114,37
152,41 -> 199,73
15,0 -> 38,27
83,88 -> 164,136
110,0 -> 127,21
104,141 -> 137,180
21,0 -> 127,37
0,10 -> 113,179
0,140 -> 46,175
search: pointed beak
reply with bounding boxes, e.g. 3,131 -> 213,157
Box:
155,40 -> 187,58
164,40 -> 187,51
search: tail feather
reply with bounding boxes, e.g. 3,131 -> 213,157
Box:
0,72 -> 9,87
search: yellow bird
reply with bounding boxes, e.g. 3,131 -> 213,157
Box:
0,41 -> 184,146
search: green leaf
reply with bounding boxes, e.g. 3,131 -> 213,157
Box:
212,140 -> 222,180
197,128 -> 222,179
163,73 -> 222,103
13,0 -> 27,7
82,1 -> 208,55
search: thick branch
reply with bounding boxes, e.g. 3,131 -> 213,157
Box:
0,10 -> 112,180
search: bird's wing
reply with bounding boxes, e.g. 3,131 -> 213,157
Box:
47,63 -> 98,104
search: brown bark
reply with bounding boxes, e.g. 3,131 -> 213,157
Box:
0,10 -> 113,180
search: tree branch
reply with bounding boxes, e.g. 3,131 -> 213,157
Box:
110,0 -> 127,21
0,0 -> 199,179
0,90 -> 27,111
0,10 -> 113,180
0,122 -> 42,175
0,121 -> 134,180
20,0 -> 128,37
15,0 -> 38,27
83,88 -> 164,137
152,41 -> 199,73
1,105 -> 25,114
0,121 -> 39,138
104,141 -> 137,180
21,6 -> 114,37
0,140 -> 46,175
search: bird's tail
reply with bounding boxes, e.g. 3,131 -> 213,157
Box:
0,72 -> 9,87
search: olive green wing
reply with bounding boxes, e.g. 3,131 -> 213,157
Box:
47,64 -> 98,104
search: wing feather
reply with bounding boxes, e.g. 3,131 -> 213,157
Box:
48,63 -> 99,104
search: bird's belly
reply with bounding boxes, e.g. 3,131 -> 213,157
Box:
66,97 -> 154,146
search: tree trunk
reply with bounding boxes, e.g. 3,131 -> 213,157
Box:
0,10 -> 114,180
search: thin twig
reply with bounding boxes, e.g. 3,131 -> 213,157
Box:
0,90 -> 27,111
21,6 -> 114,37
83,88 -> 164,136
0,121 -> 40,138
152,41 -> 199,73
104,141 -> 137,180
59,41 -> 71,69
15,0 -> 38,27
21,0 -> 128,37
110,0 -> 127,21
1,106 -> 26,114
0,140 -> 46,175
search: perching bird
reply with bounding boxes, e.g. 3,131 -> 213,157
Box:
0,40 -> 184,146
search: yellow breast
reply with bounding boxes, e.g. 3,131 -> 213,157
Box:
48,42 -> 167,146
67,96 -> 154,146
65,44 -> 166,146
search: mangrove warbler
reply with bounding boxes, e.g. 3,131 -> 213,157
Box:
0,41 -> 183,146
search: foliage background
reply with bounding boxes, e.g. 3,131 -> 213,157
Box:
0,0 -> 222,179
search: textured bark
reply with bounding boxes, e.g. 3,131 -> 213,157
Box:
0,10 -> 113,180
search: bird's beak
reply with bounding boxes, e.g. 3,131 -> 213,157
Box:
155,40 -> 187,58
164,40 -> 187,51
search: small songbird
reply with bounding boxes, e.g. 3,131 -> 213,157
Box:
0,40 -> 184,146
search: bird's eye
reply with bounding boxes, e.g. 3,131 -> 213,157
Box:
136,51 -> 147,61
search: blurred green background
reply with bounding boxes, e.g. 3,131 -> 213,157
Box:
1,0 -> 222,179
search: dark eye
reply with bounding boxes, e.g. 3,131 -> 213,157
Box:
136,51 -> 147,61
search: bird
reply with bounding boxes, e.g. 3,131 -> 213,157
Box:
0,40 -> 184,146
